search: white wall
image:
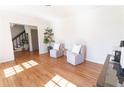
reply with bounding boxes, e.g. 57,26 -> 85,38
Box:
11,24 -> 24,38
0,16 -> 14,62
1,6 -> 124,64
0,12 -> 51,63
53,6 -> 124,64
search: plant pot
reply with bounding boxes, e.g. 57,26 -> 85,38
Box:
47,46 -> 53,53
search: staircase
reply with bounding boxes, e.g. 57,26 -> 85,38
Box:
12,31 -> 29,52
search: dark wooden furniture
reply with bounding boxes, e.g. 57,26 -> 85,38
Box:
97,55 -> 124,87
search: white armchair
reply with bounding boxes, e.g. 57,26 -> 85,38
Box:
66,44 -> 85,65
50,43 -> 64,58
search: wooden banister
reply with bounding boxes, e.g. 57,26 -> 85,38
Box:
12,31 -> 25,41
12,30 -> 28,50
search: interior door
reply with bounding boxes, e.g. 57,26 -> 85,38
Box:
31,29 -> 39,51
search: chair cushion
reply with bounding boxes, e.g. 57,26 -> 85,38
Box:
71,44 -> 81,54
53,43 -> 60,50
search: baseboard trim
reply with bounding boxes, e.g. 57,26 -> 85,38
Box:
85,59 -> 104,65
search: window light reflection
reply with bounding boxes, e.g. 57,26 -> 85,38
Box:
44,75 -> 77,87
3,60 -> 39,78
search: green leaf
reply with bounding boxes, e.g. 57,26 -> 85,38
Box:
44,38 -> 49,44
43,27 -> 54,44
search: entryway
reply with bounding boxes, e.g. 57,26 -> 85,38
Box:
10,23 -> 39,59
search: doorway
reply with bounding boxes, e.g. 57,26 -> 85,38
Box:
10,23 -> 39,59
31,29 -> 39,51
10,23 -> 29,52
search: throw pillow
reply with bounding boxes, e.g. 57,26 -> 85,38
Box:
72,44 -> 81,54
53,43 -> 60,50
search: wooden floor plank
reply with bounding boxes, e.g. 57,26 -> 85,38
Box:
0,51 -> 103,87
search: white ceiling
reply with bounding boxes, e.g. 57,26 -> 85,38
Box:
0,6 -> 123,21
0,6 -> 76,20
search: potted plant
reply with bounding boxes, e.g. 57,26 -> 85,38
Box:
43,27 -> 55,52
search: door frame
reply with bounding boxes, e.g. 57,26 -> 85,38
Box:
9,22 -> 40,60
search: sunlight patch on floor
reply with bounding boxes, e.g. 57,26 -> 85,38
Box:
22,62 -> 32,69
44,81 -> 59,87
28,60 -> 38,66
13,65 -> 24,73
44,75 -> 77,87
22,60 -> 39,69
4,67 -> 16,78
3,60 -> 39,78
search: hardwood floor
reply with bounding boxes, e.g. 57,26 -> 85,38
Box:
0,51 -> 103,87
